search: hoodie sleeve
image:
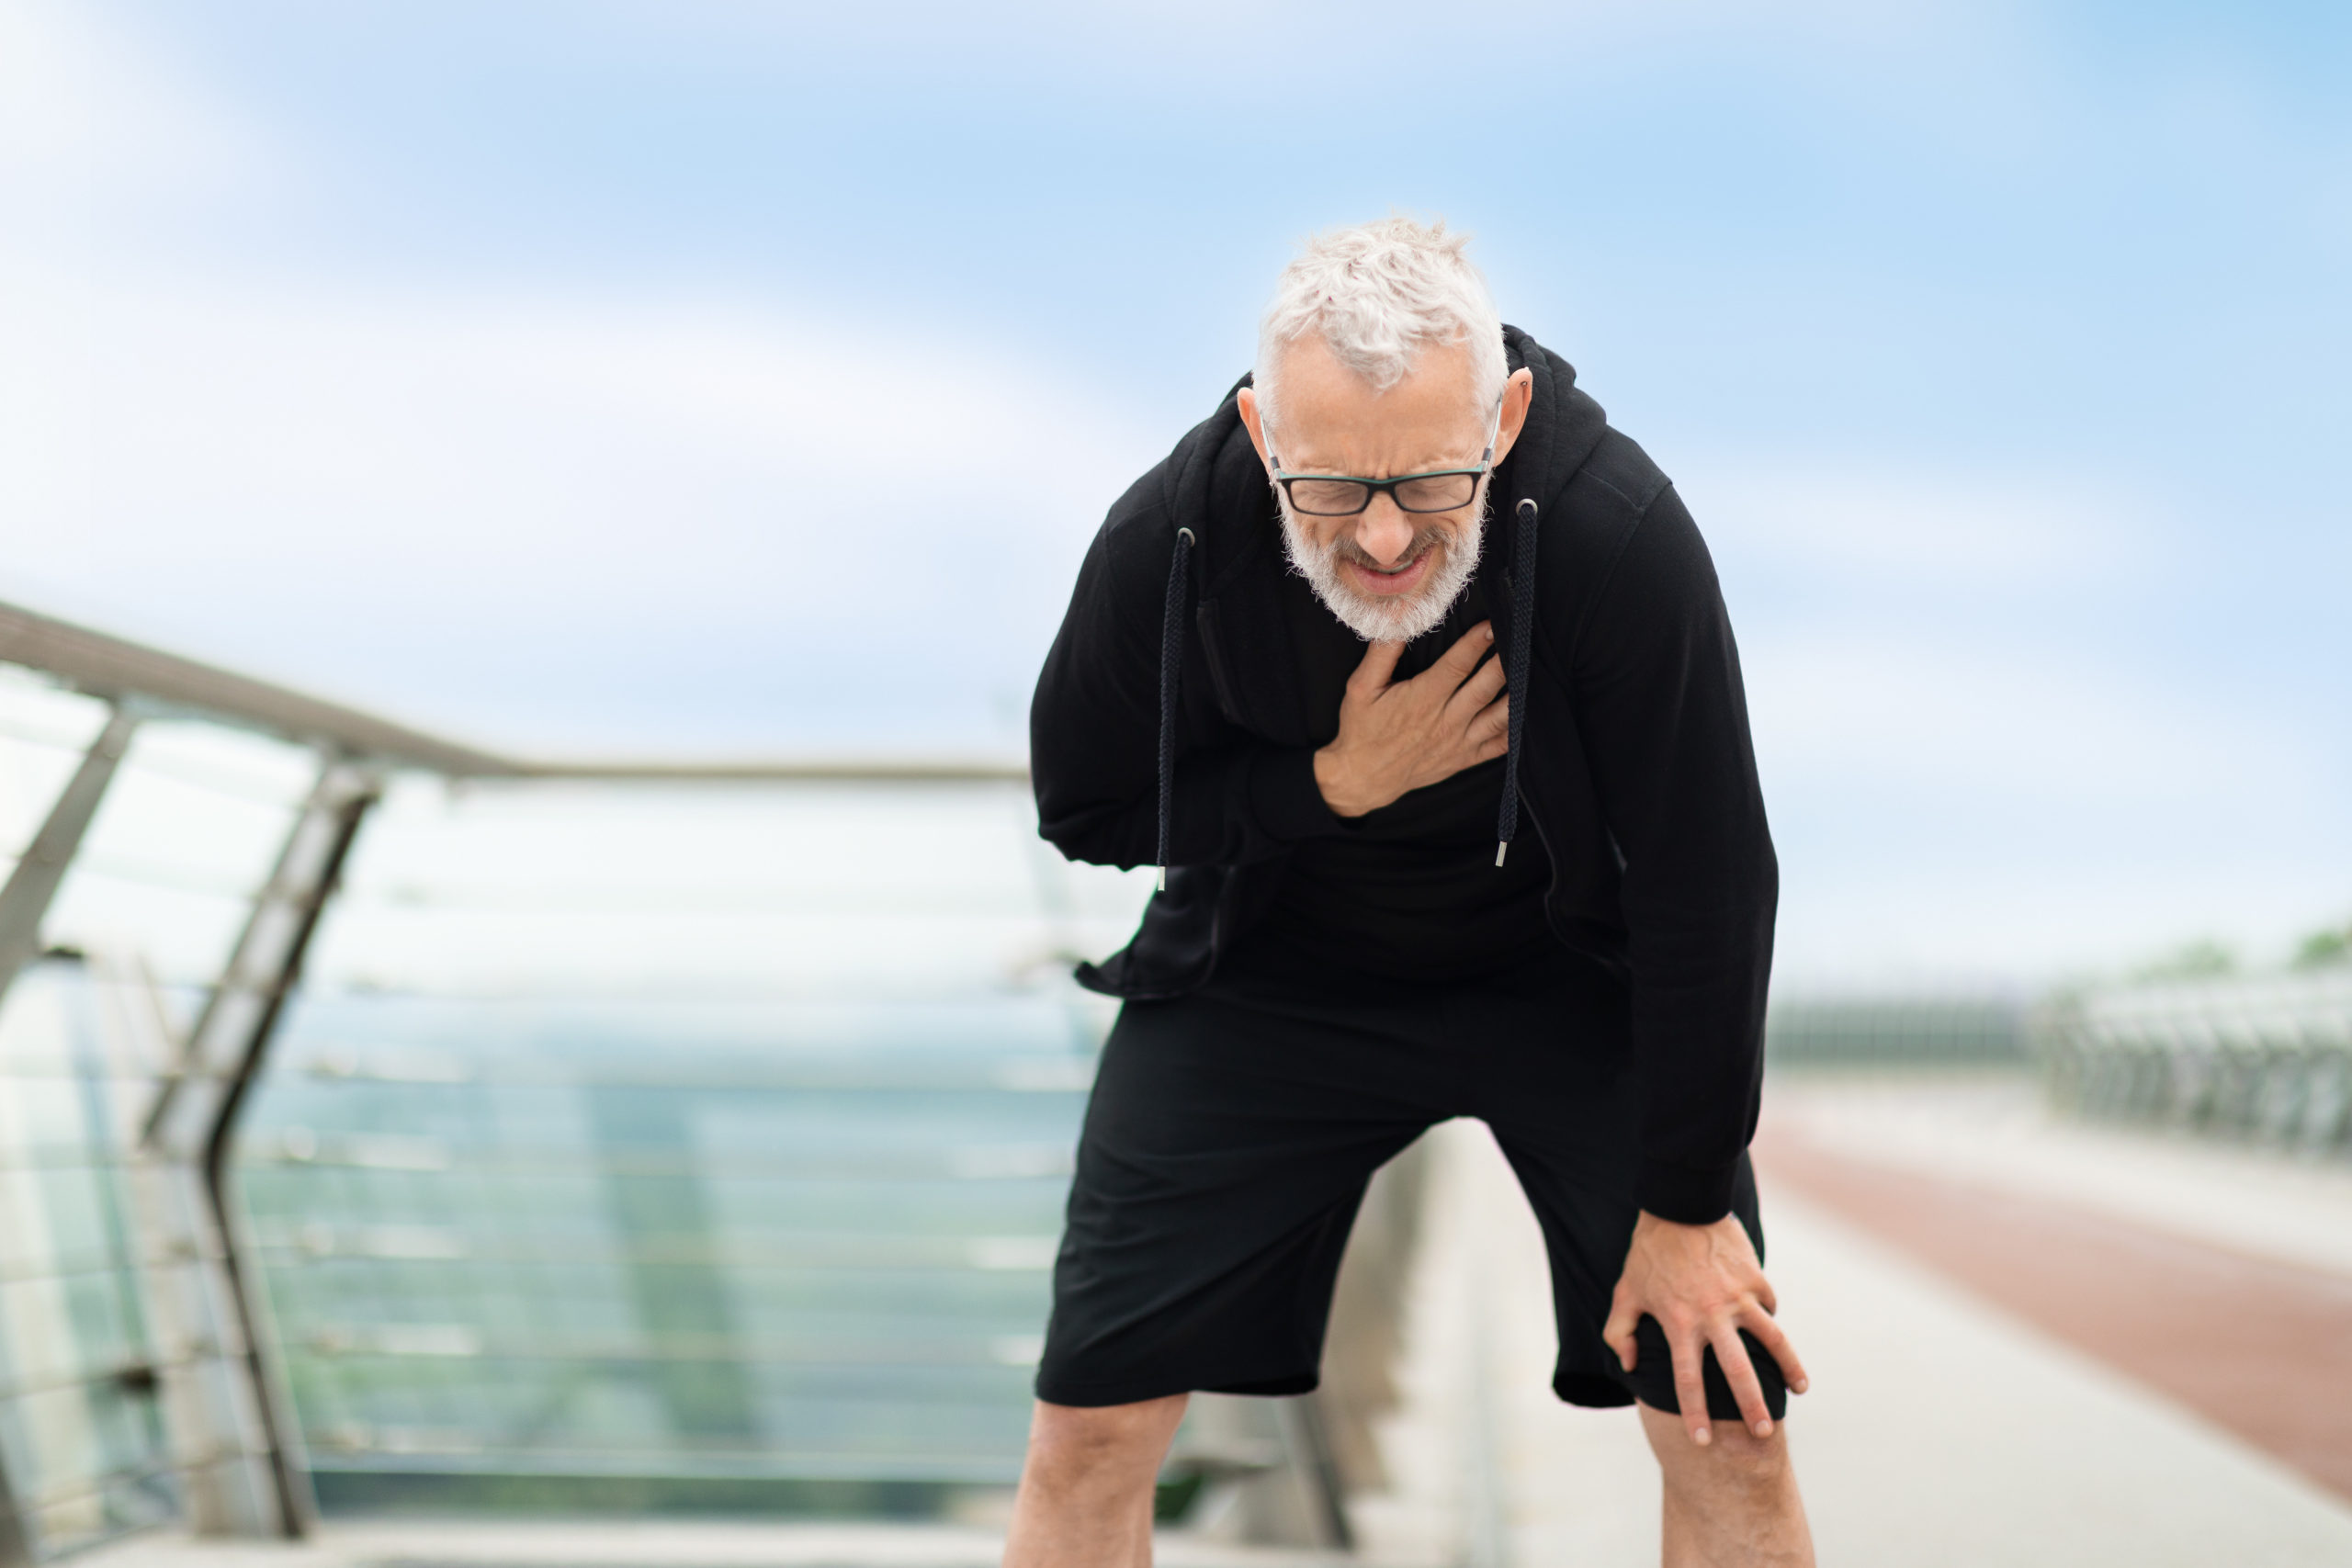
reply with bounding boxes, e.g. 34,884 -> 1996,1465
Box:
1572,483 -> 1777,1225
1031,486 -> 1339,870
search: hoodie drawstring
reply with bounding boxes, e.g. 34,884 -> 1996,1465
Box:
1495,498 -> 1539,867
1156,526 -> 1195,891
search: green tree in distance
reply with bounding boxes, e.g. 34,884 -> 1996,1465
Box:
2290,920 -> 2351,972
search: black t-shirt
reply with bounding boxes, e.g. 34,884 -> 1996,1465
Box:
1235,569 -> 1558,982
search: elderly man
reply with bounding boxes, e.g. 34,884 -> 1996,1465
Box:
1014,218 -> 1811,1566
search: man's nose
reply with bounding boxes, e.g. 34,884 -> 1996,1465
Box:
1351,496 -> 1415,566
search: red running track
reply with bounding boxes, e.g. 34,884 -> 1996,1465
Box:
1756,1124 -> 2352,1504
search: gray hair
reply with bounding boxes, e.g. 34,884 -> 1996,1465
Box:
1253,217 -> 1508,434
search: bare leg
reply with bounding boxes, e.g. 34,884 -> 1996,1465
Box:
1002,1395 -> 1189,1568
1638,1402 -> 1814,1568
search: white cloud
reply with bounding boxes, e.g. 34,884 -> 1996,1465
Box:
1771,856 -> 2352,994
0,0 -> 1153,684
1683,461 -> 2151,588
1688,458 -> 2346,986
0,256 -> 1162,746
55,274 -> 1147,590
0,0 -> 1167,746
1746,633 -> 2315,811
0,0 -> 279,202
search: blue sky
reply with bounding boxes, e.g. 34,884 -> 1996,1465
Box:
2,0 -> 2346,985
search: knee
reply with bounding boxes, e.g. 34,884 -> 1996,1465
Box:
1024,1395 -> 1187,1485
1677,1420 -> 1792,1496
1641,1403 -> 1793,1498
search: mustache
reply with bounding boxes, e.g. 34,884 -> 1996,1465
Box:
1320,519 -> 1465,573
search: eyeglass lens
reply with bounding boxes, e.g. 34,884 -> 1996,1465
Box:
1287,473 -> 1480,515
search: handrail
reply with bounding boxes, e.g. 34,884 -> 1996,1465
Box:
0,600 -> 1027,784
2036,968 -> 2352,1151
0,601 -> 515,777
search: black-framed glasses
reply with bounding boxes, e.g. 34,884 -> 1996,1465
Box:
1267,391 -> 1507,516
1268,447 -> 1495,516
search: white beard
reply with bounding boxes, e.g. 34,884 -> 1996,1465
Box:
1276,477 -> 1488,644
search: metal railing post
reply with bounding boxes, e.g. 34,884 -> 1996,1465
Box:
1272,1393 -> 1354,1549
0,708 -> 137,998
139,760 -> 379,1540
0,1449 -> 31,1568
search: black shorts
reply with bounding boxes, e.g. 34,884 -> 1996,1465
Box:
1036,937 -> 1782,1421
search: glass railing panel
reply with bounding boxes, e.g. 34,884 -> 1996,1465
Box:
0,688 -> 327,1560
304,777 -> 1115,998
0,962 -> 178,1560
237,776 -> 1151,1510
41,721 -> 318,1013
238,1003 -> 1092,1487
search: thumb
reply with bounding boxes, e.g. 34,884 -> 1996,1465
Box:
1602,1297 -> 1639,1373
1348,638 -> 1404,695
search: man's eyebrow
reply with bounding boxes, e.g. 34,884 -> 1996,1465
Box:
1282,449 -> 1483,476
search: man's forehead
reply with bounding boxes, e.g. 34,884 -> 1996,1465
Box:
1269,338 -> 1488,454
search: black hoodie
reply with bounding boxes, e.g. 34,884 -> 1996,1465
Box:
1028,326 -> 1776,1225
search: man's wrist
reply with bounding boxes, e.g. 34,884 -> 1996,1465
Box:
1313,746 -> 1367,818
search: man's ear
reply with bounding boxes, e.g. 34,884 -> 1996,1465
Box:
1492,367 -> 1536,462
1237,386 -> 1274,471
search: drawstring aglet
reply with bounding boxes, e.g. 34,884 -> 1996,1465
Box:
1495,841 -> 1509,868
1157,866 -> 1168,892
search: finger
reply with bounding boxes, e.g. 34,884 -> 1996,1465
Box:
1740,1303 -> 1809,1395
1602,1299 -> 1638,1373
1467,694 -> 1510,743
1348,638 -> 1404,694
1456,701 -> 1510,769
1442,645 -> 1510,711
1426,622 -> 1495,685
1711,1323 -> 1775,1438
1671,1329 -> 1711,1447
